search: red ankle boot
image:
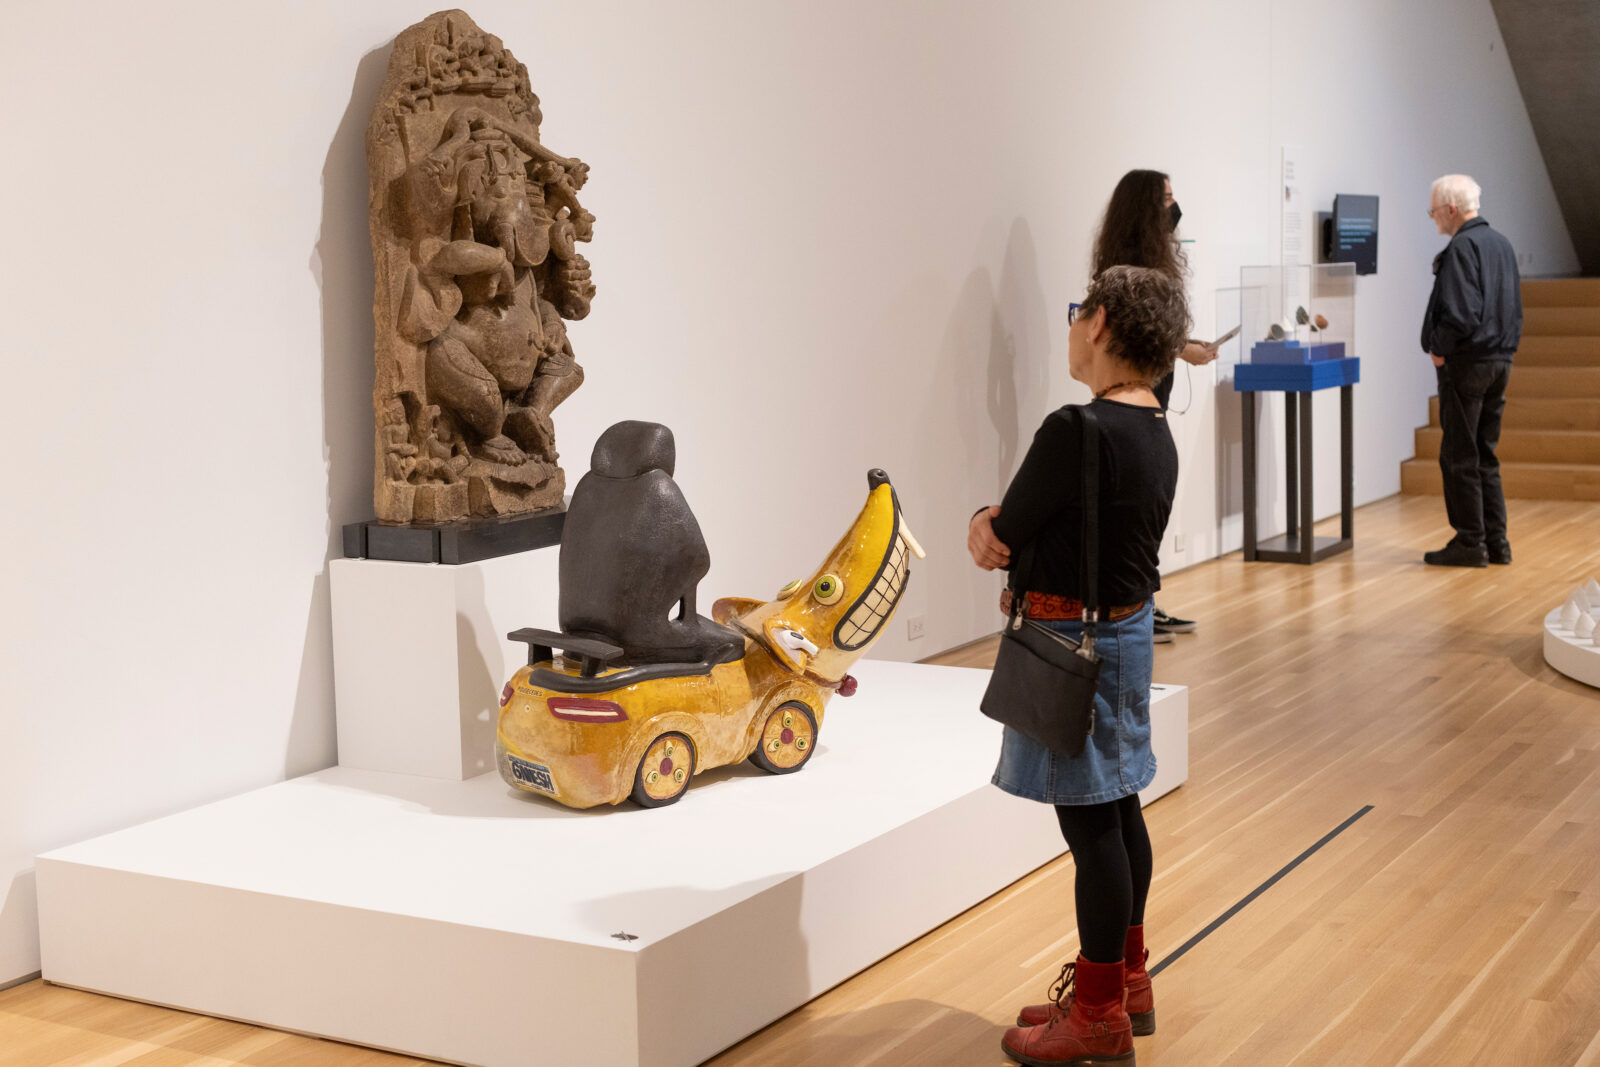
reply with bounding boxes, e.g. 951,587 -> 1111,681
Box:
1015,927 -> 1155,1035
1123,925 -> 1154,1036
1001,956 -> 1134,1066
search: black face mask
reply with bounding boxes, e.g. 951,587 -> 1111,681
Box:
1169,201 -> 1183,229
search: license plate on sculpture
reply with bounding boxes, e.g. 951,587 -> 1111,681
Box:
496,421 -> 925,809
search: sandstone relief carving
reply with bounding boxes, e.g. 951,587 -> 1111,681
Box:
367,9 -> 594,524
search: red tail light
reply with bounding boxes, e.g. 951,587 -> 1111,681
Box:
547,697 -> 629,723
500,682 -> 515,707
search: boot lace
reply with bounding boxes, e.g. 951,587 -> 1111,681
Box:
1048,960 -> 1077,1010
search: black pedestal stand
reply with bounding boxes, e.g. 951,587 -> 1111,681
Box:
343,506 -> 566,565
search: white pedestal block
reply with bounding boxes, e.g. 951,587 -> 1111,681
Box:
1544,607 -> 1600,689
37,661 -> 1187,1067
330,551 -> 560,780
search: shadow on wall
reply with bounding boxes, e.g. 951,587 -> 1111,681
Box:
287,44 -> 390,777
456,567 -> 497,781
1,869 -> 40,987
991,218 -> 1053,493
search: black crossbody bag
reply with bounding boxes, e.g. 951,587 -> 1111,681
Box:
979,406 -> 1103,758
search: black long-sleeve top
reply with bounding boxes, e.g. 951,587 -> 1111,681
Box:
1420,217 -> 1522,363
991,399 -> 1178,607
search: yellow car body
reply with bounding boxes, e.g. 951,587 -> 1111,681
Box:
495,471 -> 923,808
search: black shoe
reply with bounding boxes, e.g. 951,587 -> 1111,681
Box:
1488,541 -> 1512,565
1152,605 -> 1196,634
1424,541 -> 1488,567
1153,629 -> 1175,644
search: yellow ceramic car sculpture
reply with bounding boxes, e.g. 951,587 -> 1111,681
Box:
495,470 -> 924,808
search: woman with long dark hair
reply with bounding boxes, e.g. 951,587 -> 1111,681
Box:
1093,168 -> 1213,641
970,265 -> 1188,1066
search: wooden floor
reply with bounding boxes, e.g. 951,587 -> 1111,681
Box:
6,493 -> 1600,1066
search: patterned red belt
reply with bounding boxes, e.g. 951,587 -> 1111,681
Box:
999,589 -> 1147,622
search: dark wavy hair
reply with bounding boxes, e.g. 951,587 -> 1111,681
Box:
1091,169 -> 1186,278
1079,266 -> 1190,380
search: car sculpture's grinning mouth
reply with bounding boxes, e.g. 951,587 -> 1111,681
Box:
833,504 -> 924,651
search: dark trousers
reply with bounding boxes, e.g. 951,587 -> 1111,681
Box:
1436,359 -> 1511,548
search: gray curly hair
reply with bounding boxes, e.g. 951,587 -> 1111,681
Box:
1079,265 -> 1191,380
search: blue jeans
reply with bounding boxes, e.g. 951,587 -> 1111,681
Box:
991,602 -> 1157,805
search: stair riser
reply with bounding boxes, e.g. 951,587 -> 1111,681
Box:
1524,307 -> 1600,337
1521,279 -> 1600,307
1516,337 -> 1600,365
1413,428 -> 1600,464
1508,368 -> 1600,398
1400,461 -> 1600,501
1429,396 -> 1600,431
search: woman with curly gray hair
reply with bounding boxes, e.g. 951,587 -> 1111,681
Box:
968,264 -> 1188,1066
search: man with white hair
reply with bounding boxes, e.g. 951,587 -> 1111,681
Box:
1420,174 -> 1522,567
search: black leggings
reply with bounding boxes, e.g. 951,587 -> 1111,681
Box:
1055,795 -> 1152,964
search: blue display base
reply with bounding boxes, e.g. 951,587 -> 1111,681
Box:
1249,340 -> 1347,364
1234,356 -> 1361,392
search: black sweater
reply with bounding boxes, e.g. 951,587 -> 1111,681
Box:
1420,217 -> 1522,363
991,399 -> 1177,607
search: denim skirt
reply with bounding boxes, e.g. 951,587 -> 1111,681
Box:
991,602 -> 1156,806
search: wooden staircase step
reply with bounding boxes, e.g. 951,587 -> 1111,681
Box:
1521,278 -> 1600,307
1400,458 -> 1600,500
1524,306 -> 1600,336
1509,366 -> 1600,397
1429,395 -> 1600,431
1516,336 -> 1600,366
1413,426 -> 1600,464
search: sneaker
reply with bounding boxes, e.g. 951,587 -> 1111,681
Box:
1423,541 -> 1488,567
1152,605 -> 1196,634
1153,629 -> 1175,645
1488,541 -> 1511,565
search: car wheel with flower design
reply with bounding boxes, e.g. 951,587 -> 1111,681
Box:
749,700 -> 818,775
630,732 -> 697,808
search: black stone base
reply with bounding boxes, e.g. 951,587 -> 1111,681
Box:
343,506 -> 566,565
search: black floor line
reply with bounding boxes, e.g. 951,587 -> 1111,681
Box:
1148,805 -> 1375,978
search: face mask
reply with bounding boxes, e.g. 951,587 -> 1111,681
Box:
1169,201 -> 1183,229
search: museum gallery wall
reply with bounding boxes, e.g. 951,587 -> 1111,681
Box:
0,0 -> 1579,984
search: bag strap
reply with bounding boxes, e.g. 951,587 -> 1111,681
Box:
1078,407 -> 1101,651
1005,405 -> 1102,649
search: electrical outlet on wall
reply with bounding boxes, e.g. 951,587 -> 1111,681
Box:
1173,531 -> 1185,554
906,614 -> 926,641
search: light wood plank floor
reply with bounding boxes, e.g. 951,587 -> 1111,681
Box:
5,493 -> 1599,1066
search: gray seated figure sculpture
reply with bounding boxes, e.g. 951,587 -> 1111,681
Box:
559,421 -> 743,665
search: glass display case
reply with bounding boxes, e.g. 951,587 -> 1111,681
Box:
1236,263 -> 1356,364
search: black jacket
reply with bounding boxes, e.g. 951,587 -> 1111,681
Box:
1420,217 -> 1522,362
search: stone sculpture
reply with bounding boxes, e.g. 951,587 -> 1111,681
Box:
366,10 -> 595,524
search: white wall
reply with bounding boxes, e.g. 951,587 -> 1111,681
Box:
0,0 -> 1577,984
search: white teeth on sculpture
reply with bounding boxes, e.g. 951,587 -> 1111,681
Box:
1586,578 -> 1600,602
1578,613 -> 1598,639
1575,587 -> 1593,612
1561,601 -> 1583,629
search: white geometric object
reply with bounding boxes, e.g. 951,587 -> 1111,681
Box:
1545,607 -> 1600,689
1586,578 -> 1600,602
1561,600 -> 1583,629
1578,613 -> 1598,639
1576,587 -> 1593,612
329,551 -> 560,780
35,664 -> 1188,1067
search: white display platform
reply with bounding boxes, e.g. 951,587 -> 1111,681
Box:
1544,608 -> 1600,689
330,551 -> 560,780
37,661 -> 1187,1067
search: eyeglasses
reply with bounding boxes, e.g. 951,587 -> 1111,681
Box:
1068,302 -> 1084,325
1427,204 -> 1452,218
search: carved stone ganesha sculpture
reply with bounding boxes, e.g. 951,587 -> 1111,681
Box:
366,10 -> 595,524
